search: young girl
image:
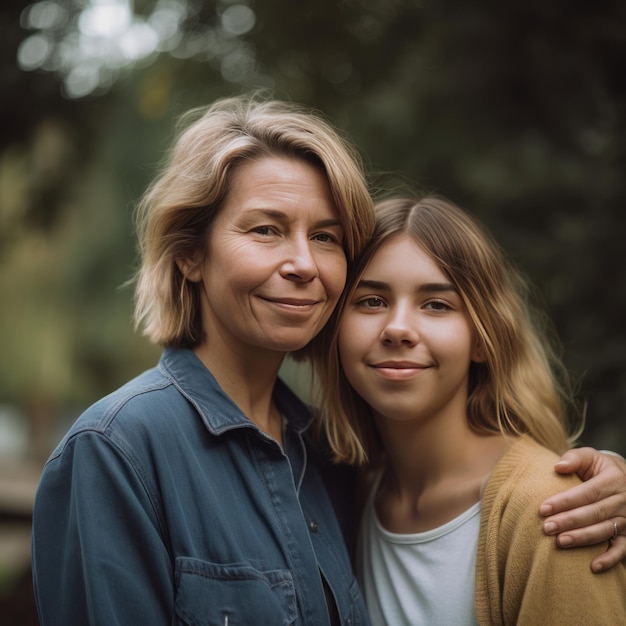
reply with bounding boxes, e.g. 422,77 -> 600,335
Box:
314,196 -> 626,624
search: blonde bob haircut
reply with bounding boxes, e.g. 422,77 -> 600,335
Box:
133,93 -> 374,348
312,195 -> 580,466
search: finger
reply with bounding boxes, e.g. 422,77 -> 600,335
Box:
550,516 -> 625,548
552,447 -> 601,479
590,535 -> 626,573
540,476 -> 607,517
542,494 -> 624,535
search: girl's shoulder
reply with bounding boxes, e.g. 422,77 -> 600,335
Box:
483,435 -> 582,511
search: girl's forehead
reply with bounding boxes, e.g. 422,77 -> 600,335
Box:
358,233 -> 448,283
366,234 -> 430,268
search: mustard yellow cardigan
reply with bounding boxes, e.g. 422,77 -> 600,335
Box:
475,435 -> 626,625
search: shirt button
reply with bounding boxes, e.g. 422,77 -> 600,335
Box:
309,520 -> 318,533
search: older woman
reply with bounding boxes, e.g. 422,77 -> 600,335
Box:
32,94 -> 626,625
32,95 -> 375,625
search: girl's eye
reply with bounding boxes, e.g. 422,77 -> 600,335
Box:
424,300 -> 451,312
357,296 -> 386,309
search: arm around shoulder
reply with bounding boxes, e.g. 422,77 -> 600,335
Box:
476,439 -> 626,625
540,446 -> 626,570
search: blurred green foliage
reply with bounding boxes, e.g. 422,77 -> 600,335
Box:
1,0 -> 624,457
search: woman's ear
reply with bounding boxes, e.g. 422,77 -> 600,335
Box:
176,255 -> 203,283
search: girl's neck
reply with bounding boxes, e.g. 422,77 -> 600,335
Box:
374,411 -> 509,533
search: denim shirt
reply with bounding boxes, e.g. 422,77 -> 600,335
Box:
32,348 -> 369,626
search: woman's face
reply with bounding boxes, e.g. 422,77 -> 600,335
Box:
338,234 -> 482,426
183,156 -> 347,360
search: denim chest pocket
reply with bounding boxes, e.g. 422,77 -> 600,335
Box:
174,557 -> 297,626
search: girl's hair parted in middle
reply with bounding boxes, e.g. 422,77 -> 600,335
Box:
311,195 -> 580,466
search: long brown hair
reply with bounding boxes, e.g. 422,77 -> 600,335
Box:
312,195 -> 580,465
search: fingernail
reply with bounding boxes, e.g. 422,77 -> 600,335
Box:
592,562 -> 604,573
539,504 -> 553,516
558,535 -> 573,547
543,521 -> 557,534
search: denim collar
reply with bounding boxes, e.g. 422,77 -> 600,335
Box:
158,347 -> 313,437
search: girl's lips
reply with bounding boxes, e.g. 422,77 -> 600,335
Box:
372,361 -> 427,369
369,361 -> 431,381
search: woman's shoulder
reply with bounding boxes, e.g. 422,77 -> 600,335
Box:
47,365 -> 185,457
82,366 -> 176,425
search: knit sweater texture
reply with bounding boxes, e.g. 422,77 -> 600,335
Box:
475,435 -> 626,625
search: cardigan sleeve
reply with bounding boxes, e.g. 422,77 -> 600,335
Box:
475,437 -> 626,625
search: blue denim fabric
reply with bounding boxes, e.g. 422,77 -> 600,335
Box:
32,348 -> 368,626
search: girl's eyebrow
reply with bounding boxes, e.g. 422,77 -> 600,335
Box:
355,279 -> 458,294
418,282 -> 459,294
355,279 -> 388,291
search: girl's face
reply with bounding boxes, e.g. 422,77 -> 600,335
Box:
338,233 -> 483,426
182,156 -> 347,361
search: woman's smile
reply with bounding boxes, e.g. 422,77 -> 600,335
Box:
258,295 -> 323,312
184,156 -> 347,359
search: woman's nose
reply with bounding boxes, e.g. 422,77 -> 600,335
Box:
279,237 -> 319,281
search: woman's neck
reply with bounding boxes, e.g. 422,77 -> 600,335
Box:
193,340 -> 285,445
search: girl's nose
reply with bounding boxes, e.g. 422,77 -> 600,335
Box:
380,305 -> 419,346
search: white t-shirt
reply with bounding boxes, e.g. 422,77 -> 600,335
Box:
357,482 -> 480,626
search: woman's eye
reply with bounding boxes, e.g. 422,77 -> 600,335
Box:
252,225 -> 276,236
312,232 -> 339,244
